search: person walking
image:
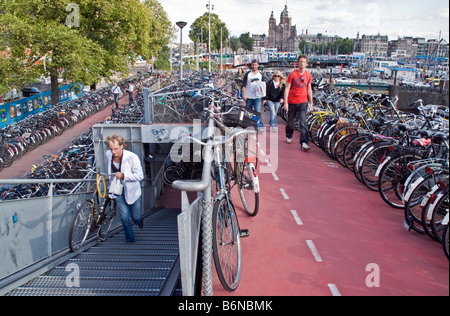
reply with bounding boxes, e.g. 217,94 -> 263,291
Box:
111,82 -> 122,109
106,134 -> 144,243
264,70 -> 285,132
284,55 -> 313,151
126,81 -> 134,105
233,68 -> 244,100
242,59 -> 266,132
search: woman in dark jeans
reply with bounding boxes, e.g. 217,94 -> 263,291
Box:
264,71 -> 285,132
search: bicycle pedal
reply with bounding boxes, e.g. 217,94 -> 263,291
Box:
239,229 -> 249,238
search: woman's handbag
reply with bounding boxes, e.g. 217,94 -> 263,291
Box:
108,177 -> 123,199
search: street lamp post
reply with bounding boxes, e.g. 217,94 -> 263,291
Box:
176,21 -> 187,79
206,1 -> 214,72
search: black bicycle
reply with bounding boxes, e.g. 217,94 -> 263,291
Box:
69,170 -> 116,252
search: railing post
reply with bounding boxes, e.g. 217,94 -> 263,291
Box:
200,117 -> 215,296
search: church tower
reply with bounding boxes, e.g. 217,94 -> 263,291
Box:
267,4 -> 297,51
268,11 -> 276,48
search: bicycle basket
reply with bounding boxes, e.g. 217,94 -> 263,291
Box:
223,106 -> 261,129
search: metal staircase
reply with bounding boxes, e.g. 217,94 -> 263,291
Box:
6,208 -> 182,296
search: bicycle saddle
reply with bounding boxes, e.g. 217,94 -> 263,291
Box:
398,123 -> 417,133
431,133 -> 448,144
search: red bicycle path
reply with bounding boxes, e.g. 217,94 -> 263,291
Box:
211,109 -> 449,296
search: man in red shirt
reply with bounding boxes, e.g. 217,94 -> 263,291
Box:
283,55 -> 313,151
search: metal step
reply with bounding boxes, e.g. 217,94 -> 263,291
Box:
6,208 -> 182,296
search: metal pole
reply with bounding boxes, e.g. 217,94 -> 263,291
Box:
180,27 -> 183,79
201,117 -> 215,296
176,22 -> 187,79
208,0 -> 211,72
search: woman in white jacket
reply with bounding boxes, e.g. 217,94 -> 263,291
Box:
106,135 -> 144,243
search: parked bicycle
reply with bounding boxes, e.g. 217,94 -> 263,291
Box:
68,168 -> 117,252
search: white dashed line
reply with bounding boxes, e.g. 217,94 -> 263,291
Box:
306,240 -> 323,263
272,172 -> 279,181
290,210 -> 303,225
280,188 -> 289,200
328,283 -> 341,296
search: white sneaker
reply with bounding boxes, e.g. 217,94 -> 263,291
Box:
286,138 -> 292,144
302,143 -> 311,152
271,127 -> 278,132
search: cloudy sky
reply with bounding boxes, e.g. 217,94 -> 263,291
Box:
159,0 -> 449,42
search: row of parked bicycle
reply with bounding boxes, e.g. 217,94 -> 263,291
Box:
0,72 -> 223,200
304,87 -> 449,259
0,74 -> 159,172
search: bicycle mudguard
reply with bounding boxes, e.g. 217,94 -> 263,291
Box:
248,163 -> 260,193
420,184 -> 440,208
375,155 -> 392,177
402,175 -> 425,202
442,213 -> 449,226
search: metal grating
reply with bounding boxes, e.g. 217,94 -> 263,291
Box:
6,209 -> 181,296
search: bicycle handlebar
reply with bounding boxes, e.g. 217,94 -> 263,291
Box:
174,129 -> 255,148
204,105 -> 240,117
82,167 -> 116,177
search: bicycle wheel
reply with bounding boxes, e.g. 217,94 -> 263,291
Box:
69,201 -> 94,252
342,134 -> 371,171
237,162 -> 259,217
403,175 -> 434,234
163,165 -> 181,185
212,197 -> 241,292
360,144 -> 391,191
378,154 -> 420,209
443,224 -> 449,260
98,199 -> 116,241
427,190 -> 449,243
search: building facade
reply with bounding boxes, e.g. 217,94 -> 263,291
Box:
359,34 -> 389,57
267,5 -> 298,52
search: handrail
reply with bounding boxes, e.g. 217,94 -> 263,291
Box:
0,178 -> 97,185
171,116 -> 215,296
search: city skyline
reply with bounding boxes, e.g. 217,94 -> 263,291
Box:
160,0 -> 449,43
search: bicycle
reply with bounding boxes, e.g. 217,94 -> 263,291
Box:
68,169 -> 117,252
176,105 -> 258,292
183,129 -> 251,292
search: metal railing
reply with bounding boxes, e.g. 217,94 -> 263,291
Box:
172,117 -> 215,296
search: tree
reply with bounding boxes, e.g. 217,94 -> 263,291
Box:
0,0 -> 173,104
188,13 -> 229,52
154,46 -> 171,71
229,36 -> 241,53
334,38 -> 354,55
239,33 -> 254,52
299,39 -> 308,54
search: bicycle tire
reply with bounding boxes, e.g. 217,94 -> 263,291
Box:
378,154 -> 421,209
163,165 -> 181,185
69,201 -> 94,252
443,224 -> 449,260
238,163 -> 259,217
403,175 -> 434,234
98,199 -> 116,240
342,134 -> 371,171
428,190 -> 448,243
212,197 -> 241,292
360,144 -> 391,191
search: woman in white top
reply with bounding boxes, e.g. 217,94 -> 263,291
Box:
106,134 -> 144,243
